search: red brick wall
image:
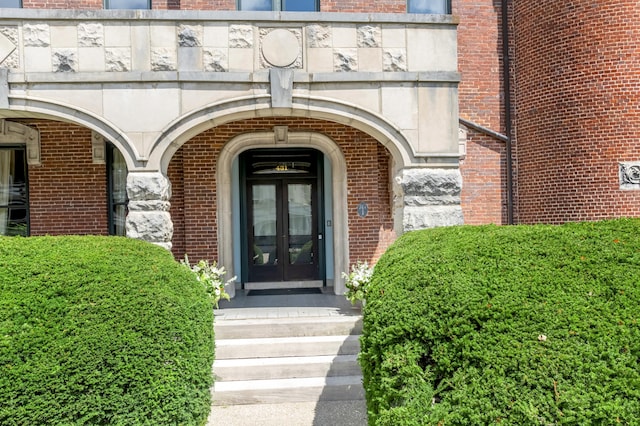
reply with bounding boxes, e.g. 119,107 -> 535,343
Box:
23,0 -> 102,8
455,0 -> 511,225
15,120 -> 109,236
321,0 -> 405,13
460,132 -> 507,224
513,1 -> 640,223
21,0 -> 406,11
168,117 -> 395,267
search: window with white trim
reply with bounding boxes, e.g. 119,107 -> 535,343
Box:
239,0 -> 318,12
0,146 -> 29,236
408,0 -> 450,14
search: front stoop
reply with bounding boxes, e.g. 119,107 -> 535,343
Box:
211,315 -> 365,406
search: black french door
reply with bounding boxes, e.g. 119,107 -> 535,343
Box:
242,149 -> 322,284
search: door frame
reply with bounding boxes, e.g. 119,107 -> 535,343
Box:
217,130 -> 350,296
240,148 -> 325,288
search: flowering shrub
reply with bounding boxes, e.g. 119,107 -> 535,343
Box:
342,261 -> 373,305
182,254 -> 235,308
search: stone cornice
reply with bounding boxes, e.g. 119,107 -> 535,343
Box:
7,70 -> 460,84
0,9 -> 458,26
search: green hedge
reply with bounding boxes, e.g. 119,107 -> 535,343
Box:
0,236 -> 214,425
360,219 -> 640,425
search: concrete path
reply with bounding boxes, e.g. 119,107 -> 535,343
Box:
208,289 -> 368,426
208,401 -> 367,426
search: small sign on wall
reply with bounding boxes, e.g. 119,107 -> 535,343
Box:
620,162 -> 640,190
357,202 -> 369,218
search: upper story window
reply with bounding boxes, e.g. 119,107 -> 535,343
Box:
408,0 -> 450,14
105,0 -> 150,9
239,0 -> 318,12
0,0 -> 22,8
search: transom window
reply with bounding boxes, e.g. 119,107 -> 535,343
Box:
105,0 -> 150,9
239,0 -> 318,12
0,0 -> 22,8
408,0 -> 450,14
0,146 -> 29,237
107,144 -> 128,236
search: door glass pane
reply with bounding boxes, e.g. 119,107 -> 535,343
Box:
408,0 -> 449,14
252,184 -> 277,265
239,0 -> 272,11
283,0 -> 317,12
288,183 -> 313,265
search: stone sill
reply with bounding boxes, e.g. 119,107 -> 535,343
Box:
8,70 -> 460,84
0,9 -> 459,26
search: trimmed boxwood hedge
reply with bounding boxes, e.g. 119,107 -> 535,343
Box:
0,236 -> 214,425
360,219 -> 640,425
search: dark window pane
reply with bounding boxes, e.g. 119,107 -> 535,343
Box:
239,0 -> 272,11
283,0 -> 317,12
408,0 -> 449,14
0,0 -> 21,7
107,144 -> 128,236
5,208 -> 28,236
105,0 -> 150,9
0,148 -> 29,237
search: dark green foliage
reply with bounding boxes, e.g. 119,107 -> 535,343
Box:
0,236 -> 214,425
360,219 -> 640,425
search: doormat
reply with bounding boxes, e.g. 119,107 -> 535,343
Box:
247,288 -> 323,296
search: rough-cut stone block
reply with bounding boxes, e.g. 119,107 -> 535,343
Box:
126,211 -> 173,243
334,48 -> 357,72
78,23 -> 104,47
106,47 -> 131,72
127,172 -> 172,201
128,200 -> 171,212
204,48 -> 228,72
178,24 -> 202,47
357,25 -> 381,48
399,168 -> 462,201
306,24 -> 331,48
52,48 -> 77,72
229,25 -> 253,48
403,205 -> 463,231
23,23 -> 50,47
383,48 -> 407,72
151,47 -> 176,71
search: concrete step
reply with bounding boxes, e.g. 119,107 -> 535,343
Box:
213,354 -> 361,381
212,375 -> 365,405
214,315 -> 363,339
215,335 -> 361,360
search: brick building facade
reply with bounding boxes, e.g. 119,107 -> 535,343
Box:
1,0 -> 638,294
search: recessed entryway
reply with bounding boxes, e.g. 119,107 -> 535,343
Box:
241,148 -> 323,289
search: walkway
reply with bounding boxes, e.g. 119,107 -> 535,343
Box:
207,288 -> 368,426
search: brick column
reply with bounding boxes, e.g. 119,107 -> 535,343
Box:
396,168 -> 464,231
125,172 -> 173,250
